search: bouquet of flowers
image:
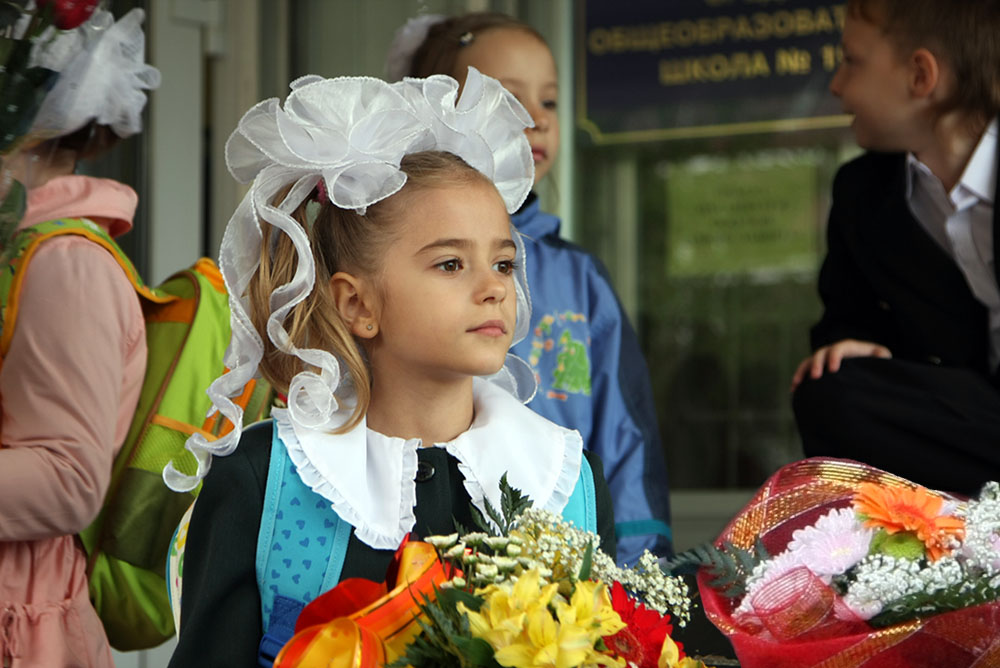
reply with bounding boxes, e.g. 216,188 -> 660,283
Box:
670,457 -> 1000,668
276,477 -> 709,668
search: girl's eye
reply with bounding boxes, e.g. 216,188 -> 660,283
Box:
437,259 -> 462,272
543,99 -> 558,111
494,260 -> 517,275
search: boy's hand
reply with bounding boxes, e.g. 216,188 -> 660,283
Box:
791,339 -> 892,389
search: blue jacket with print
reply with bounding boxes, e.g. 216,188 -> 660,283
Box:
511,194 -> 673,563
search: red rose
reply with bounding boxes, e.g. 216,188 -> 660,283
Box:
36,0 -> 99,30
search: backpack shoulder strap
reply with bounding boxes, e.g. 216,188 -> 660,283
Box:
0,218 -> 172,360
256,424 -> 352,667
561,454 -> 597,534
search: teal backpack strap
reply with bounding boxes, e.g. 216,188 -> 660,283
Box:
561,455 -> 597,534
255,425 -> 352,667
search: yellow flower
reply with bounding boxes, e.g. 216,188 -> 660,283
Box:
658,635 -> 715,668
495,604 -> 597,668
676,660 -> 713,668
557,580 -> 626,639
461,571 -> 625,668
658,634 -> 681,668
459,569 -> 558,650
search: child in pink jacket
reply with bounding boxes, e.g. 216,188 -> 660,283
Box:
0,9 -> 159,667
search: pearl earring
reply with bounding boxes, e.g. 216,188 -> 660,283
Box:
366,324 -> 373,331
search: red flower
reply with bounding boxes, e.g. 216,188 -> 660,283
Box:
604,581 -> 683,668
36,0 -> 99,29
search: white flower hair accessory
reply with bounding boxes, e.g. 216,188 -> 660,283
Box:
29,8 -> 160,139
384,13 -> 446,81
163,67 -> 536,492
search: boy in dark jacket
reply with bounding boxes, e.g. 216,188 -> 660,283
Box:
792,0 -> 1000,494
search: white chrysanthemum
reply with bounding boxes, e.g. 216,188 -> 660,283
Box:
787,508 -> 873,580
425,533 -> 459,550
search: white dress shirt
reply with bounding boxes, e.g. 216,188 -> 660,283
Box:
906,119 -> 1000,369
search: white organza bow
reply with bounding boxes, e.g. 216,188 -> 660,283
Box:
30,8 -> 161,139
163,68 -> 535,492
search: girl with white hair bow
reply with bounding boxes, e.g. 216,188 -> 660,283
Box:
166,69 -> 616,667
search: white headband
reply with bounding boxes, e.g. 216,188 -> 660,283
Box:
29,8 -> 160,139
163,67 -> 536,492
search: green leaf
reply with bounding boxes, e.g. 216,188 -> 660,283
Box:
660,540 -> 766,598
466,471 -> 534,537
481,494 -> 506,535
0,65 -> 58,153
453,518 -> 471,537
451,636 -> 500,666
469,503 -> 499,537
0,176 -> 25,263
578,540 -> 593,580
438,586 -> 485,612
498,473 -> 532,523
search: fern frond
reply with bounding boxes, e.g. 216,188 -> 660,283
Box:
661,540 -> 767,599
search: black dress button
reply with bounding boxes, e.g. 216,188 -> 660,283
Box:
415,461 -> 435,482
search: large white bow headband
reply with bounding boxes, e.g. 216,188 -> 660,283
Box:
164,68 -> 536,492
29,8 -> 160,139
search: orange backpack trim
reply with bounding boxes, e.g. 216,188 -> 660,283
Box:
0,225 -> 173,361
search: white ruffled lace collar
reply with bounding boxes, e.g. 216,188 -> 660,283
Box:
272,378 -> 582,550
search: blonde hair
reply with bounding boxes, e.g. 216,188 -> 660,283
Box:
248,150 -> 493,432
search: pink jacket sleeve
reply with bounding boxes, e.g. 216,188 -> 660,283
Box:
0,237 -> 146,540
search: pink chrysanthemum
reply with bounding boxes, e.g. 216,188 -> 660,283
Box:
787,508 -> 873,580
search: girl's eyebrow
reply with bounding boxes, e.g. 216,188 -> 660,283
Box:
500,76 -> 558,91
417,238 -> 516,254
418,238 -> 470,253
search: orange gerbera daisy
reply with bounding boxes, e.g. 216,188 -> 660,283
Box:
853,482 -> 965,561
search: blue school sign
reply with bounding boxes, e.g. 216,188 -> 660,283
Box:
578,0 -> 850,143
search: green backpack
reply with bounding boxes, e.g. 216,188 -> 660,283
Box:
0,218 -> 271,650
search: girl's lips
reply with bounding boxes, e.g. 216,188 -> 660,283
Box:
531,147 -> 547,162
469,320 -> 508,337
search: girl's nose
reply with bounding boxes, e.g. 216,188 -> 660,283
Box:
526,103 -> 549,132
477,270 -> 508,303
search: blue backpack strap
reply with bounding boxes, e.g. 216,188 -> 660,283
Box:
255,425 -> 353,667
561,455 -> 597,534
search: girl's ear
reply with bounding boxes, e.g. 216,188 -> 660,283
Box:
330,271 -> 379,338
909,47 -> 941,100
